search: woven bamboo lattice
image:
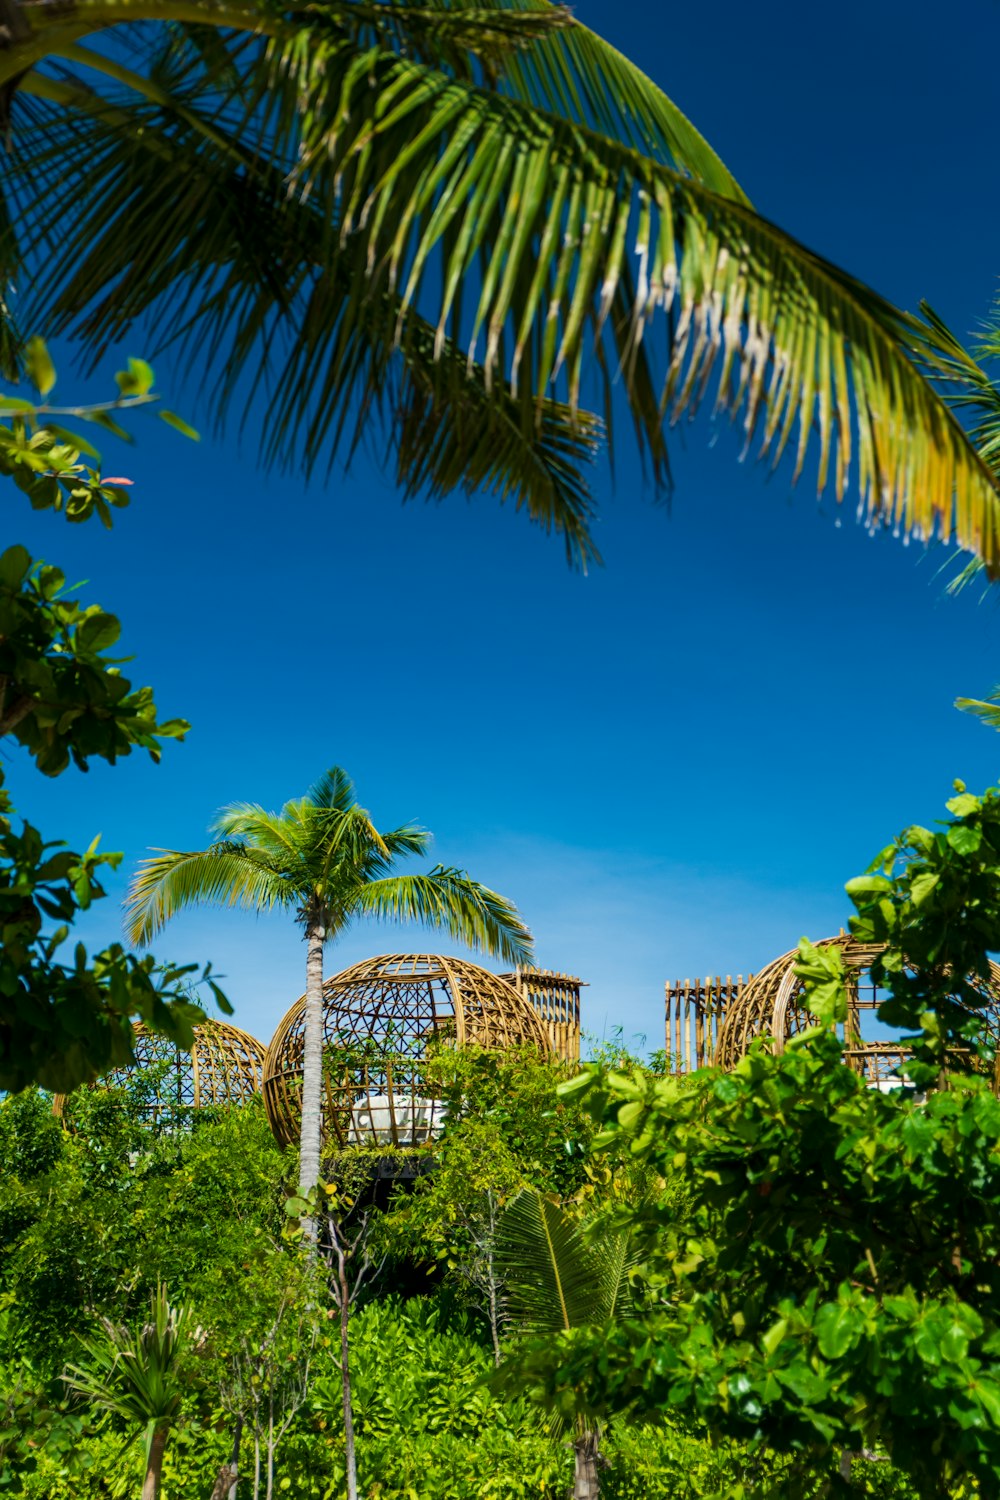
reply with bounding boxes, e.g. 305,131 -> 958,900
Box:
501,967 -> 584,1062
714,935 -> 1000,1085
52,1019 -> 266,1124
263,953 -> 553,1151
666,974 -> 753,1073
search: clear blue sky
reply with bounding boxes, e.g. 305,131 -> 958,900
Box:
9,0 -> 1000,1054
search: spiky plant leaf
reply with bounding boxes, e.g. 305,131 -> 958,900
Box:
956,690 -> 1000,732
498,1188 -> 632,1334
63,1286 -> 197,1461
124,845 -> 292,946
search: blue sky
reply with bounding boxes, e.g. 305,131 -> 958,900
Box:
9,0 -> 1000,1054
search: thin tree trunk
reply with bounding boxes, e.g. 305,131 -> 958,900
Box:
253,1432 -> 261,1500
143,1425 -> 169,1500
299,917 -> 326,1240
573,1430 -> 601,1500
228,1416 -> 242,1500
266,1389 -> 275,1500
336,1233 -> 360,1500
209,1462 -> 238,1500
484,1194 -> 502,1366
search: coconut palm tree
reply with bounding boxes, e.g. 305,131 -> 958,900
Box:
1,1 -> 997,571
498,1189 -> 635,1500
124,766 -> 532,1206
63,1286 -> 198,1500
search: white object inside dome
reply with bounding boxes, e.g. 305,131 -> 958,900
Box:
348,1094 -> 446,1145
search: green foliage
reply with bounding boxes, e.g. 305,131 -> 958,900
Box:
0,544 -> 188,775
9,3 -> 1000,571
534,780 -> 1000,1497
0,1083 -> 933,1499
0,1093 -> 291,1368
845,779 -> 1000,1082
430,1044 -> 593,1195
499,1189 -> 633,1340
0,347 -> 220,1093
63,1287 -> 201,1462
0,791 -> 223,1093
0,341 -> 196,529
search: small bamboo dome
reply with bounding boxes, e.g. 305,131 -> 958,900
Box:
53,1019 -> 266,1124
263,953 -> 552,1151
714,935 -> 1000,1085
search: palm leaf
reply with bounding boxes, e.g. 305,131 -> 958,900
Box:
124,844 -> 294,946
353,867 -> 532,965
262,32 -> 1000,568
12,71 -> 602,565
955,690 -> 1000,732
497,1188 -> 632,1334
307,766 -> 358,812
8,6 -> 992,565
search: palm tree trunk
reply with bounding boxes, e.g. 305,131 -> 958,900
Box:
299,917 -> 326,1239
573,1430 -> 601,1500
334,1227 -> 360,1500
143,1425 -> 169,1500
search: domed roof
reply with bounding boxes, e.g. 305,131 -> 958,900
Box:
263,952 -> 552,1150
714,934 -> 1000,1085
53,1018 -> 266,1125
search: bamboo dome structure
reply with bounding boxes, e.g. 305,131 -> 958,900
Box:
713,935 -> 1000,1085
53,1019 -> 266,1124
263,953 -> 552,1151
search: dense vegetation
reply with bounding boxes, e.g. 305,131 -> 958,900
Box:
0,1042 -> 928,1498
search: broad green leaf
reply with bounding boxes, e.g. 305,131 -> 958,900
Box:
114,356 -> 155,396
947,825 -> 983,855
24,336 -> 56,398
947,792 -> 982,817
76,611 -> 121,653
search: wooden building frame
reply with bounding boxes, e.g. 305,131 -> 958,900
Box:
53,1019 -> 266,1124
668,936 -> 1000,1087
501,967 -> 584,1062
262,953 -> 552,1152
665,974 -> 753,1074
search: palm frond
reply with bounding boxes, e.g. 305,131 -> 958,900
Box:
497,1189 -> 631,1334
917,302 -> 1000,476
307,766 -> 356,812
10,10 -> 994,565
955,689 -> 1000,731
263,34 -> 1000,568
353,866 -> 532,965
378,823 -> 431,861
12,72 -> 601,565
124,843 -> 294,947
494,3 -> 749,199
210,804 -> 334,880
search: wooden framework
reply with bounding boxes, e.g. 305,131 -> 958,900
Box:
53,1019 -> 266,1124
501,967 -> 584,1062
713,935 -> 1000,1084
665,974 -> 753,1073
262,953 -> 552,1151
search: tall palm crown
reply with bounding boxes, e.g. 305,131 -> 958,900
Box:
125,766 -> 532,1200
125,766 -> 532,962
2,0 -> 998,570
